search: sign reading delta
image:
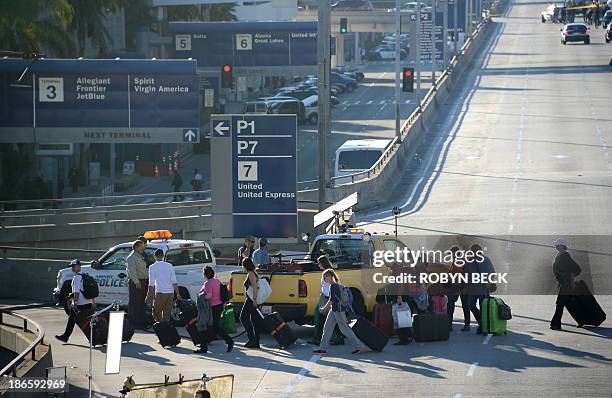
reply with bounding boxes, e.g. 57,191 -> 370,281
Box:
0,58 -> 200,143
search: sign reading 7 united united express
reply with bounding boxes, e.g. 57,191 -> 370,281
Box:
210,114 -> 297,241
0,58 -> 200,143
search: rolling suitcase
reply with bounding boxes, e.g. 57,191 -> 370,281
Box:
153,321 -> 181,347
77,311 -> 109,347
99,310 -> 134,342
172,299 -> 197,326
412,313 -> 449,342
373,303 -> 395,336
351,316 -> 389,352
258,310 -> 297,348
481,297 -> 507,335
566,281 -> 606,327
185,317 -> 202,346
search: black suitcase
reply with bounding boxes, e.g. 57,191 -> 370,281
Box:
185,317 -> 202,346
351,316 -> 388,352
258,310 -> 297,348
566,281 -> 606,327
153,321 -> 181,347
412,313 -> 450,342
99,310 -> 134,342
172,299 -> 198,326
77,311 -> 108,346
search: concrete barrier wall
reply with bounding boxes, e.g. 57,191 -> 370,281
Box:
0,259 -> 67,301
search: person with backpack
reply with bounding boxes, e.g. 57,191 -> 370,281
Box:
313,269 -> 364,355
240,258 -> 261,349
446,246 -> 471,332
55,259 -> 97,343
308,256 -> 344,346
194,265 -> 234,353
550,238 -> 582,331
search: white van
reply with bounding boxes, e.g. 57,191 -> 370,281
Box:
334,139 -> 392,185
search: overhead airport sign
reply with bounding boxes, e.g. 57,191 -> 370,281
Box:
0,58 -> 200,143
211,114 -> 297,241
170,22 -> 317,67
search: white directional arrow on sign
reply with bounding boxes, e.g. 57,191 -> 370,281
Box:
214,121 -> 229,136
184,129 -> 197,142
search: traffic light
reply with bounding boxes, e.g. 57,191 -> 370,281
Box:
221,64 -> 233,88
402,67 -> 414,92
340,18 -> 348,34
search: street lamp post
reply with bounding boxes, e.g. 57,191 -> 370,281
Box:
392,206 -> 401,237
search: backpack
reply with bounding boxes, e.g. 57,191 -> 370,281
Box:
220,283 -> 232,303
337,284 -> 353,312
80,273 -> 99,299
498,301 -> 513,321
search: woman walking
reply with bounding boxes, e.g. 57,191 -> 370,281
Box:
240,258 -> 261,348
195,265 -> 234,353
313,269 -> 364,355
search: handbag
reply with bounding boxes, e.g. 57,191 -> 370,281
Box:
247,278 -> 272,304
392,302 -> 413,329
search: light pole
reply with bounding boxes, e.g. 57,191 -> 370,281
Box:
392,206 -> 401,237
395,0 -> 402,142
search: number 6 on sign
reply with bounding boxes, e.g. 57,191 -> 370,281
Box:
236,34 -> 252,50
238,161 -> 258,181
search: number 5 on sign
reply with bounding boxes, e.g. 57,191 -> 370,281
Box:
238,161 -> 258,181
236,34 -> 252,50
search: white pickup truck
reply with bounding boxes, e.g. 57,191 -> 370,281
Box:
52,230 -> 238,313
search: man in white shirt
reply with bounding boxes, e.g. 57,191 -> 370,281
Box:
55,259 -> 96,343
146,249 -> 181,322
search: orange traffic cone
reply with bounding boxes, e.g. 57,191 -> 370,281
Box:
154,165 -> 160,178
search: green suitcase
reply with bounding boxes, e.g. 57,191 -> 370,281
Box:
220,306 -> 237,334
482,297 -> 507,335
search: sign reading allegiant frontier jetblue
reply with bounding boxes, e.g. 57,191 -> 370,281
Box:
170,22 -> 317,67
210,114 -> 297,240
0,58 -> 200,143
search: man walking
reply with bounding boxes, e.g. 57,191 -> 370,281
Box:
55,259 -> 96,342
127,240 -> 149,329
171,172 -> 183,202
465,244 -> 496,334
146,249 -> 181,323
252,238 -> 271,266
550,238 -> 582,331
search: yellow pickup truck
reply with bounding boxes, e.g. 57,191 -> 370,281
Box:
229,230 -> 413,324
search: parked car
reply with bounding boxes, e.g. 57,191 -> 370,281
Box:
603,10 -> 612,27
243,101 -> 270,114
333,66 -> 365,81
331,0 -> 373,11
331,72 -> 358,92
560,23 -> 590,44
366,46 -> 408,60
268,99 -> 306,123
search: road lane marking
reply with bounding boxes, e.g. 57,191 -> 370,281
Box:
454,394 -> 463,398
367,100 -> 373,105
354,100 -> 360,105
379,100 -> 386,105
277,355 -> 321,398
483,335 -> 492,345
466,362 -> 479,377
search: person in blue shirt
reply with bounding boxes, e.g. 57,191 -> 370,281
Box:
252,238 -> 271,266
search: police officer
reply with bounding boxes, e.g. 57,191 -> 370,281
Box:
127,240 -> 149,329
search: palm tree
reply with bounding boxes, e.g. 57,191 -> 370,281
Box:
123,0 -> 156,52
0,0 -> 74,57
68,0 -> 122,57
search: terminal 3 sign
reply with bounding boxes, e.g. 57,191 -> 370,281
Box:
0,58 -> 200,143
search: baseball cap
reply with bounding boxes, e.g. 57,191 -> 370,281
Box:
259,237 -> 268,245
553,238 -> 568,247
70,259 -> 81,267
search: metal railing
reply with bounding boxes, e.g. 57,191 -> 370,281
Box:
0,245 -> 105,259
0,189 -> 212,214
0,310 -> 46,377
